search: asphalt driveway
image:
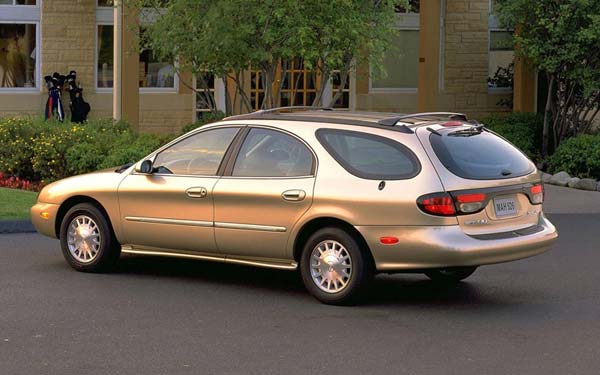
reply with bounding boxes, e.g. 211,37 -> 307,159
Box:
0,185 -> 599,374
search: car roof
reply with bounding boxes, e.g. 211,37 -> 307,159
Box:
222,108 -> 472,134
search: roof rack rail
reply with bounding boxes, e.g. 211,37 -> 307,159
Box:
378,112 -> 468,126
224,106 -> 333,120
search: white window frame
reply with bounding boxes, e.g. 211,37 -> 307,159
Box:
0,1 -> 41,93
369,13 -> 420,93
94,5 -> 179,93
488,4 -> 514,94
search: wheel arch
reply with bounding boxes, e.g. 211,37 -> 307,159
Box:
292,217 -> 375,267
55,196 -> 116,239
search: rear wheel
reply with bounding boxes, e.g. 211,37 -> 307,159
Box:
59,203 -> 120,272
300,227 -> 373,305
425,266 -> 477,283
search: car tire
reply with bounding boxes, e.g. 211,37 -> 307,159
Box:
300,227 -> 373,305
424,266 -> 477,283
59,203 -> 121,273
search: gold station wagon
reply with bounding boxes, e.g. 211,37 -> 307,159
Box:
31,109 -> 558,304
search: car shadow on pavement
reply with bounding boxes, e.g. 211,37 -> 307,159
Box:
114,255 -> 541,309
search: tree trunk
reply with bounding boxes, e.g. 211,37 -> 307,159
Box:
542,74 -> 555,157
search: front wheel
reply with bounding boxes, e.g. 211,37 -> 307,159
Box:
59,203 -> 121,272
424,266 -> 477,283
300,227 -> 373,305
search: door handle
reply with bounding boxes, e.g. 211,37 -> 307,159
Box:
282,189 -> 306,202
186,187 -> 208,199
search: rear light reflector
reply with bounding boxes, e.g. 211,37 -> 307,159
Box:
380,237 -> 399,245
417,193 -> 456,216
530,184 -> 544,204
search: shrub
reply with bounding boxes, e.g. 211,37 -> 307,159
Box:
481,112 -> 544,162
99,133 -> 169,169
0,117 -> 38,180
0,116 -> 174,184
547,135 -> 600,179
180,111 -> 225,135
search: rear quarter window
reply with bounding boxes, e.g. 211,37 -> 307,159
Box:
316,129 -> 421,180
429,129 -> 534,180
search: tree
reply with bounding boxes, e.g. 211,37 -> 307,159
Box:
495,0 -> 600,157
126,0 -> 405,114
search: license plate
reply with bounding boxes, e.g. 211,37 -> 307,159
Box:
494,197 -> 517,217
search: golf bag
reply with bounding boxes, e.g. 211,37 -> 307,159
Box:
44,74 -> 65,122
66,71 -> 90,123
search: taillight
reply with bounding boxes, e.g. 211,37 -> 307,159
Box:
455,193 -> 487,213
417,193 -> 456,216
530,184 -> 543,204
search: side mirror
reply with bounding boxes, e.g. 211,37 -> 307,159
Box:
137,159 -> 154,174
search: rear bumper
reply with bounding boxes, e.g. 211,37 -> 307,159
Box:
30,202 -> 59,239
357,214 -> 557,272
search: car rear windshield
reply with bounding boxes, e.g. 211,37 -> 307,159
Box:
316,129 -> 420,180
429,129 -> 534,180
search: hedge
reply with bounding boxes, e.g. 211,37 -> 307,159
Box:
480,112 -> 544,163
547,134 -> 600,179
0,117 -> 172,184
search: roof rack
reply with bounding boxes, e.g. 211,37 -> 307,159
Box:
378,112 -> 468,126
224,106 -> 333,121
223,107 -> 415,134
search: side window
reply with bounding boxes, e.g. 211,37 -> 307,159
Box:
232,128 -> 314,177
153,127 -> 239,175
316,129 -> 420,180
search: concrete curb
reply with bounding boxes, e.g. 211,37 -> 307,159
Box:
0,220 -> 36,234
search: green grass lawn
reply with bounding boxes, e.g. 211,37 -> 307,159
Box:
0,187 -> 38,221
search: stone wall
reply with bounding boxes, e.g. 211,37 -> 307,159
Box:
439,0 -> 511,118
0,0 -> 194,133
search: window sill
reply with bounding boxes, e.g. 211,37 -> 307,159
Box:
0,88 -> 40,94
369,88 -> 418,94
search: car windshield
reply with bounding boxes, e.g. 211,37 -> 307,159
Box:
429,129 -> 534,180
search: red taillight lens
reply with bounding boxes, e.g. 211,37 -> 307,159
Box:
442,121 -> 463,127
456,193 -> 486,203
417,193 -> 456,216
530,184 -> 543,204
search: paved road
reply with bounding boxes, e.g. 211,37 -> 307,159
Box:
1,188 -> 600,374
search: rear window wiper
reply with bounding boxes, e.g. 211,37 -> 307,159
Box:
447,125 -> 485,137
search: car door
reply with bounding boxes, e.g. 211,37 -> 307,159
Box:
118,126 -> 242,253
212,126 -> 316,261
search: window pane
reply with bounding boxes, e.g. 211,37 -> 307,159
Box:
97,25 -> 113,88
317,129 -> 420,180
154,127 -> 239,176
16,1 -> 38,4
488,31 -> 514,89
429,130 -> 533,180
139,28 -> 175,88
233,128 -> 314,177
0,24 -> 36,88
97,0 -> 112,6
372,30 -> 419,89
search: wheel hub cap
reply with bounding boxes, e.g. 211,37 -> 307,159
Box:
310,240 -> 352,293
67,215 -> 101,263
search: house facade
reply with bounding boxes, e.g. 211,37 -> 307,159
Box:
0,0 -> 536,133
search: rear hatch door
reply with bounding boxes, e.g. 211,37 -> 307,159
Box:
416,124 -> 543,236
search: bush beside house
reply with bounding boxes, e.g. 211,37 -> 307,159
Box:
0,114 -> 226,189
0,113 -> 598,192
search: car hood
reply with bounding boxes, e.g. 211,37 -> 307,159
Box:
37,168 -> 128,204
